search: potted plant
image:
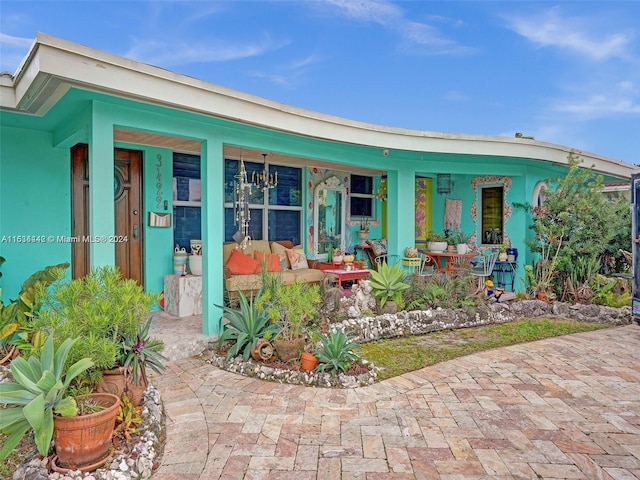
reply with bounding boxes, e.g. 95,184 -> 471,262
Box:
256,281 -> 321,361
33,266 -> 157,391
119,317 -> 167,406
357,218 -> 370,246
368,262 -> 410,314
0,334 -> 119,472
455,231 -> 472,254
498,242 -> 508,261
332,249 -> 343,265
446,236 -> 457,252
425,232 -> 447,253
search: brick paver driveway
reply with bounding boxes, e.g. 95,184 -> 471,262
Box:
152,324 -> 640,479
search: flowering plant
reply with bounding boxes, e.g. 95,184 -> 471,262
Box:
359,218 -> 370,232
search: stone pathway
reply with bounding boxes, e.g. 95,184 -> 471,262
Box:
151,325 -> 640,479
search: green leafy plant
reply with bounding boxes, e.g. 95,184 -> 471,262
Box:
523,152 -> 630,298
114,393 -> 143,441
33,266 -> 156,385
405,271 -> 479,311
314,330 -> 360,374
368,262 -> 409,309
255,280 -> 321,341
454,231 -> 472,244
121,317 -> 167,387
0,334 -> 94,461
425,232 -> 445,242
1,262 -> 69,355
217,290 -> 280,361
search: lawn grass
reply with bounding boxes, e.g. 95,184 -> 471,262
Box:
360,318 -> 610,380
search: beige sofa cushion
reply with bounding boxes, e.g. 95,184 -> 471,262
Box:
270,241 -> 291,269
225,270 -> 300,292
292,268 -> 325,283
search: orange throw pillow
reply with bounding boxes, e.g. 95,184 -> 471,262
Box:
226,249 -> 260,275
254,251 -> 281,272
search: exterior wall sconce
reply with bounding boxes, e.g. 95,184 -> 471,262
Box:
437,174 -> 453,195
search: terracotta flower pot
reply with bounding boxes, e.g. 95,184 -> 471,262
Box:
96,367 -> 126,398
251,338 -> 274,361
53,393 -> 120,472
97,367 -> 146,406
300,352 -> 319,371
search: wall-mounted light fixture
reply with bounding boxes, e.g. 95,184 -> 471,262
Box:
437,174 -> 453,195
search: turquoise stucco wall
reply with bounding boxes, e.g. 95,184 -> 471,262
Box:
0,126 -> 72,298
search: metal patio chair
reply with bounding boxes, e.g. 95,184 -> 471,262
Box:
418,252 -> 435,276
374,254 -> 400,269
470,251 -> 499,292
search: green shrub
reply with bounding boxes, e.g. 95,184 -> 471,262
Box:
32,266 -> 156,385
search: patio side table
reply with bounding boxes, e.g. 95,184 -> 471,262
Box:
492,261 -> 517,291
321,268 -> 370,295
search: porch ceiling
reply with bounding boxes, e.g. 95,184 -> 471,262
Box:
113,129 -> 384,175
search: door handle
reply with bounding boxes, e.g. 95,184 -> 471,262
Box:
133,224 -> 139,240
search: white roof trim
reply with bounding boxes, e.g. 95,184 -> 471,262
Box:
1,32 -> 635,179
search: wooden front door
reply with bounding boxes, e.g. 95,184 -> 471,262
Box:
71,144 -> 144,284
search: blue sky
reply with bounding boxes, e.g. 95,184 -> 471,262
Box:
1,1 -> 639,165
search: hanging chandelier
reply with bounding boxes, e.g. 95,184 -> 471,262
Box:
252,153 -> 278,191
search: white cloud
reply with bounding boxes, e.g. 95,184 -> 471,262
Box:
324,0 -> 402,26
0,33 -> 33,73
504,6 -> 634,61
320,0 -> 474,55
125,33 -> 289,67
444,90 -> 469,102
555,94 -> 640,117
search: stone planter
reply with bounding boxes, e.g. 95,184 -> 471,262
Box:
274,338 -> 305,362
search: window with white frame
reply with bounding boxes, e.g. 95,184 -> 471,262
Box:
224,159 -> 302,244
532,181 -> 548,209
350,174 -> 374,218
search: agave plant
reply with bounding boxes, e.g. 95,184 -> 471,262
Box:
314,330 -> 360,374
0,334 -> 94,461
368,262 -> 409,309
217,290 -> 281,361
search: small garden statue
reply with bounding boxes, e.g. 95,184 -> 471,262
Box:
348,280 -> 375,317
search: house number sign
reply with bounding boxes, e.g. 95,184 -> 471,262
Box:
156,154 -> 163,209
